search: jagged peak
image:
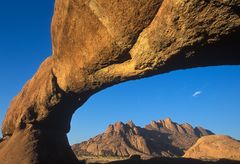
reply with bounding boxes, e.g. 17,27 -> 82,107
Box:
150,120 -> 159,127
74,117 -> 215,159
150,120 -> 157,124
181,123 -> 193,129
148,118 -> 175,129
196,126 -> 211,130
164,117 -> 172,123
126,120 -> 136,128
114,121 -> 124,126
194,126 -> 214,137
105,119 -> 212,137
195,126 -> 204,130
157,118 -> 174,125
105,124 -> 114,133
112,121 -> 126,133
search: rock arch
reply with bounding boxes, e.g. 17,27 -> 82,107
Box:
0,0 -> 240,163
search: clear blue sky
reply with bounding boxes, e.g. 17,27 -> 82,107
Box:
0,1 -> 240,145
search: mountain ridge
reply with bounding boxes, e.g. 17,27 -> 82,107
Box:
72,118 -> 214,158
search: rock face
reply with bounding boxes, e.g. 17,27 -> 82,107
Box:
72,118 -> 213,158
184,135 -> 240,161
0,0 -> 240,163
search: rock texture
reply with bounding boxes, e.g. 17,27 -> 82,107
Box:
184,135 -> 240,161
72,118 -> 213,158
0,0 -> 240,163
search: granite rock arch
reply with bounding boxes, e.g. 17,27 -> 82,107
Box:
0,0 -> 240,163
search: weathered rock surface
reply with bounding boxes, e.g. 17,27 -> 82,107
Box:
72,118 -> 213,158
184,135 -> 240,161
1,0 -> 240,163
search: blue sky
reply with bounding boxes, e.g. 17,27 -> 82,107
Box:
0,1 -> 240,145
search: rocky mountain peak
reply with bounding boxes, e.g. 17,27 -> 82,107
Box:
149,121 -> 159,129
194,126 -> 214,137
148,118 -> 179,132
182,123 -> 193,129
113,121 -> 130,134
72,118 -> 214,158
126,120 -> 136,128
164,117 -> 172,123
105,124 -> 114,134
162,118 -> 176,130
106,121 -> 139,135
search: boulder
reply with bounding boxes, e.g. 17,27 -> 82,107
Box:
184,135 -> 240,161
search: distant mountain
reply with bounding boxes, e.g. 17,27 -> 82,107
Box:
72,118 -> 213,158
184,135 -> 240,161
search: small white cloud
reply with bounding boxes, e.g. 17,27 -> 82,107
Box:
192,91 -> 202,97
